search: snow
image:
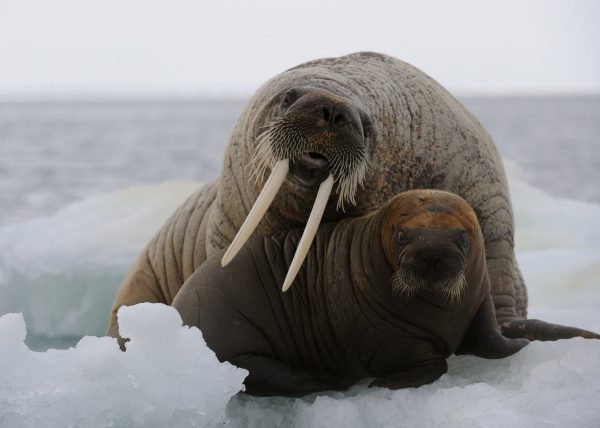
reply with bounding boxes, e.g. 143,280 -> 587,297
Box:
1,162 -> 600,427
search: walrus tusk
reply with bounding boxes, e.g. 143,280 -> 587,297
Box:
282,174 -> 334,292
221,159 -> 290,267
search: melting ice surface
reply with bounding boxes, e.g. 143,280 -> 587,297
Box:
1,162 -> 600,427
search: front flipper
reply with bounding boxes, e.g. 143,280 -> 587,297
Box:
230,354 -> 356,397
457,295 -> 529,358
501,319 -> 600,341
368,359 -> 447,389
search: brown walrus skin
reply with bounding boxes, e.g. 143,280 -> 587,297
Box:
172,190 -> 529,397
107,52 -> 592,342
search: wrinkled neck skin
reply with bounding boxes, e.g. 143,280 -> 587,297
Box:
260,205 -> 489,375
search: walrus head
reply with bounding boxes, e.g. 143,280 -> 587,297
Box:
381,190 -> 482,304
222,86 -> 373,290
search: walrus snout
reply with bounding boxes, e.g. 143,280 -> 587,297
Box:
279,87 -> 371,140
283,91 -> 370,190
397,236 -> 466,292
288,93 -> 367,140
395,227 -> 467,263
222,87 -> 373,291
279,90 -> 371,189
410,247 -> 462,277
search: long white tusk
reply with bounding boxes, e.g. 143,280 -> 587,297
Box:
221,159 -> 289,267
281,174 -> 334,292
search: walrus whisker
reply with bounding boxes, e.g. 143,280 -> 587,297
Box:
221,159 -> 290,267
391,269 -> 467,304
251,120 -> 371,210
282,174 -> 334,292
435,272 -> 466,304
330,145 -> 371,211
250,128 -> 283,184
391,269 -> 423,299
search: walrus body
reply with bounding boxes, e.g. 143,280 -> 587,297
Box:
172,190 -> 529,396
108,52 -> 529,336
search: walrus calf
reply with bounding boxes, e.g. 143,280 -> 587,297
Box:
172,190 -> 530,397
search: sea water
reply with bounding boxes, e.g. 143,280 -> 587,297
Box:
0,96 -> 599,427
1,96 -> 599,226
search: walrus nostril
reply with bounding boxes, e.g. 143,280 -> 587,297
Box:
333,111 -> 346,126
322,105 -> 332,122
320,103 -> 348,126
419,255 -> 442,270
430,258 -> 441,269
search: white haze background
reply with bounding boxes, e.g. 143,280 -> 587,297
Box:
0,0 -> 599,97
1,0 -> 599,427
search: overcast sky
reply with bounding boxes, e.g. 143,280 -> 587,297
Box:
0,0 -> 598,97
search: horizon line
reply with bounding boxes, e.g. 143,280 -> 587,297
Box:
1,87 -> 600,103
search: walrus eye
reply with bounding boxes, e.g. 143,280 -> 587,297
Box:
397,230 -> 408,248
281,90 -> 297,109
459,230 -> 469,250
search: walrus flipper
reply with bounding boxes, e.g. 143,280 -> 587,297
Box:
229,354 -> 355,397
500,319 -> 600,341
368,359 -> 448,390
457,296 -> 529,359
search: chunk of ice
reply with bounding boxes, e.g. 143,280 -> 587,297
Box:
0,304 -> 247,427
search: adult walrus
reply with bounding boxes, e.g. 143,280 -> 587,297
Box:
172,190 -> 530,396
107,51 -> 594,341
